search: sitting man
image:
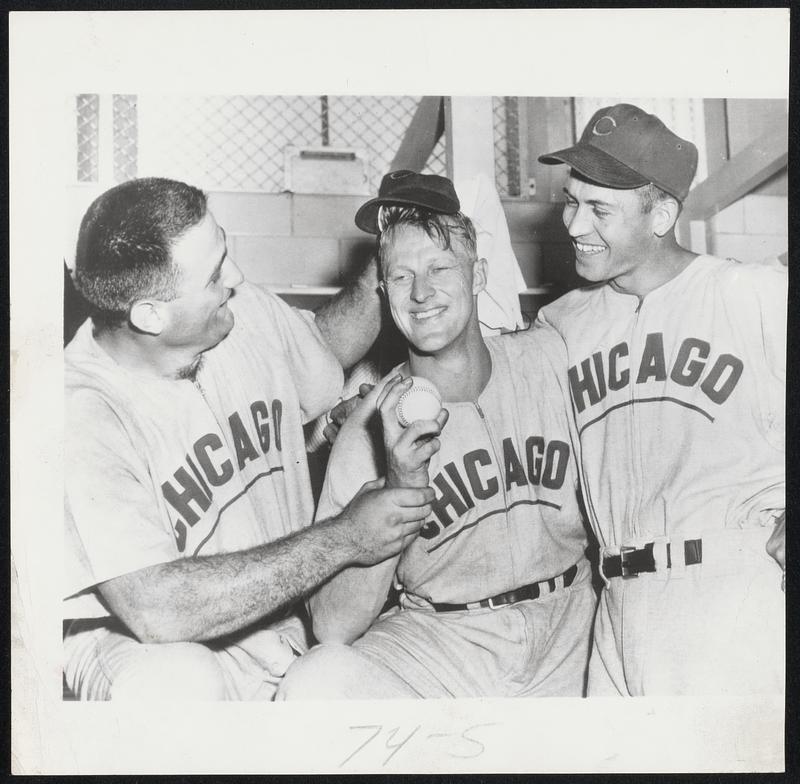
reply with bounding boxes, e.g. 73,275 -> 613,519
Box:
279,172 -> 595,699
64,177 -> 434,701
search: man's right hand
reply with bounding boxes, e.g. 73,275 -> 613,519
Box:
376,375 -> 448,489
337,477 -> 434,565
323,383 -> 375,445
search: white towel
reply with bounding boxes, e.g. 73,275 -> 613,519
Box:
454,172 -> 527,335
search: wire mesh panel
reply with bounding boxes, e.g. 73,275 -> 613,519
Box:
76,94 -> 99,183
492,96 -> 522,197
113,95 -> 138,182
75,94 -> 449,192
136,95 -> 323,191
327,95 -> 446,191
573,97 -> 708,184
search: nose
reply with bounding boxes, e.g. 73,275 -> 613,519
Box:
564,204 -> 591,239
223,258 -> 244,289
410,273 -> 435,302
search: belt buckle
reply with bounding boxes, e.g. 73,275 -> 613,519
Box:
620,546 -> 639,579
487,595 -> 503,610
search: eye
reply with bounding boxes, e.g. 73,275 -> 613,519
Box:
431,265 -> 452,275
390,272 -> 412,284
593,208 -> 609,219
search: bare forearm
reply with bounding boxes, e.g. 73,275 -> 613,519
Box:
315,255 -> 381,369
99,517 -> 359,644
310,555 -> 400,644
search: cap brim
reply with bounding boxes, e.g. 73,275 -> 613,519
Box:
354,195 -> 460,234
538,145 -> 649,190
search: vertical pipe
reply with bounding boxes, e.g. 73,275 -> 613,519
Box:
320,95 -> 330,146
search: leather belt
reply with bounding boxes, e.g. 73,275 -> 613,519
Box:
431,563 -> 579,612
602,539 -> 703,579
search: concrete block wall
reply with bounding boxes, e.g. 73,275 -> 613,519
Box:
709,192 -> 788,265
206,191 -> 577,295
206,192 -> 375,287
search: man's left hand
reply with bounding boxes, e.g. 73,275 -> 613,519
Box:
766,510 -> 785,591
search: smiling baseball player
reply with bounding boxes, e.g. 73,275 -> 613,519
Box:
535,104 -> 786,695
278,173 -> 595,699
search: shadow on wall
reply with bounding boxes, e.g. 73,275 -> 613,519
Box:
64,263 -> 91,346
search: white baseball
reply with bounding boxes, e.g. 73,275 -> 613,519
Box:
396,376 -> 442,427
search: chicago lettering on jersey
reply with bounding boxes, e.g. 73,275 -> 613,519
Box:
568,332 -> 744,414
161,398 -> 283,551
420,435 -> 570,540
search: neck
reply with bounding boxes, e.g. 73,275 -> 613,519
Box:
611,235 -> 697,298
94,325 -> 201,380
408,324 -> 491,403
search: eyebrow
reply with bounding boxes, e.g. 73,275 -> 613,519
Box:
206,228 -> 228,284
562,187 -> 616,209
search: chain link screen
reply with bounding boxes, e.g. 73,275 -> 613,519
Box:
74,94 -> 503,193
133,94 -> 447,192
113,95 -> 138,182
76,94 -> 99,182
493,96 -> 522,197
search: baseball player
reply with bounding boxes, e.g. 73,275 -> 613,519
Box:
63,177 -> 434,700
535,104 -> 786,695
278,173 -> 595,699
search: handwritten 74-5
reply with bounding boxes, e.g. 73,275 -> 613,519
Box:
339,723 -> 500,768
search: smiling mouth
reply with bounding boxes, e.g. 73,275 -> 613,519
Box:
574,240 -> 606,256
410,306 -> 446,322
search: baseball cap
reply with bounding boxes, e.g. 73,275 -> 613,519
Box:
538,103 -> 698,202
355,170 -> 460,233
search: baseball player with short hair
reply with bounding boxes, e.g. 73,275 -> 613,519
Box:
536,104 -> 786,695
63,177 -> 435,700
278,172 -> 595,699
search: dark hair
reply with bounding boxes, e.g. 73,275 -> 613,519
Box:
74,177 -> 207,330
636,182 -> 679,214
377,206 -> 477,273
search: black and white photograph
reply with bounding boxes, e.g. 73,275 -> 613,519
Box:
10,8 -> 789,775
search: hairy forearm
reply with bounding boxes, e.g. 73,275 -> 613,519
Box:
309,554 -> 400,644
99,517 -> 358,644
315,254 -> 381,369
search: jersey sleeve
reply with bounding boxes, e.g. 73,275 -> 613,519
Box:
236,283 -> 345,423
723,261 -> 786,451
64,390 -> 178,602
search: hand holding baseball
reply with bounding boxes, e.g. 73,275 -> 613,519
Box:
377,375 -> 449,490
395,376 -> 443,427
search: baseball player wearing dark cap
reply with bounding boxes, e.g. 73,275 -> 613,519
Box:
277,173 -> 595,699
535,104 -> 785,696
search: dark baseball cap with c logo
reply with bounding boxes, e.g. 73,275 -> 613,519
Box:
355,170 -> 460,234
538,103 -> 698,202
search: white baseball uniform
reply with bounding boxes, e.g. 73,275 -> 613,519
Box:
537,255 -> 785,695
64,281 -> 343,700
310,326 -> 595,698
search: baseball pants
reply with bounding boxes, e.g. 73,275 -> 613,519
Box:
588,526 -> 785,696
278,559 -> 596,699
63,616 -> 307,701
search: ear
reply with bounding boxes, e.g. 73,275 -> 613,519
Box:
129,299 -> 165,336
472,258 -> 488,295
651,197 -> 680,238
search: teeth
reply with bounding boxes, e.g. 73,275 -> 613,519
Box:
575,241 -> 605,255
411,307 -> 445,321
